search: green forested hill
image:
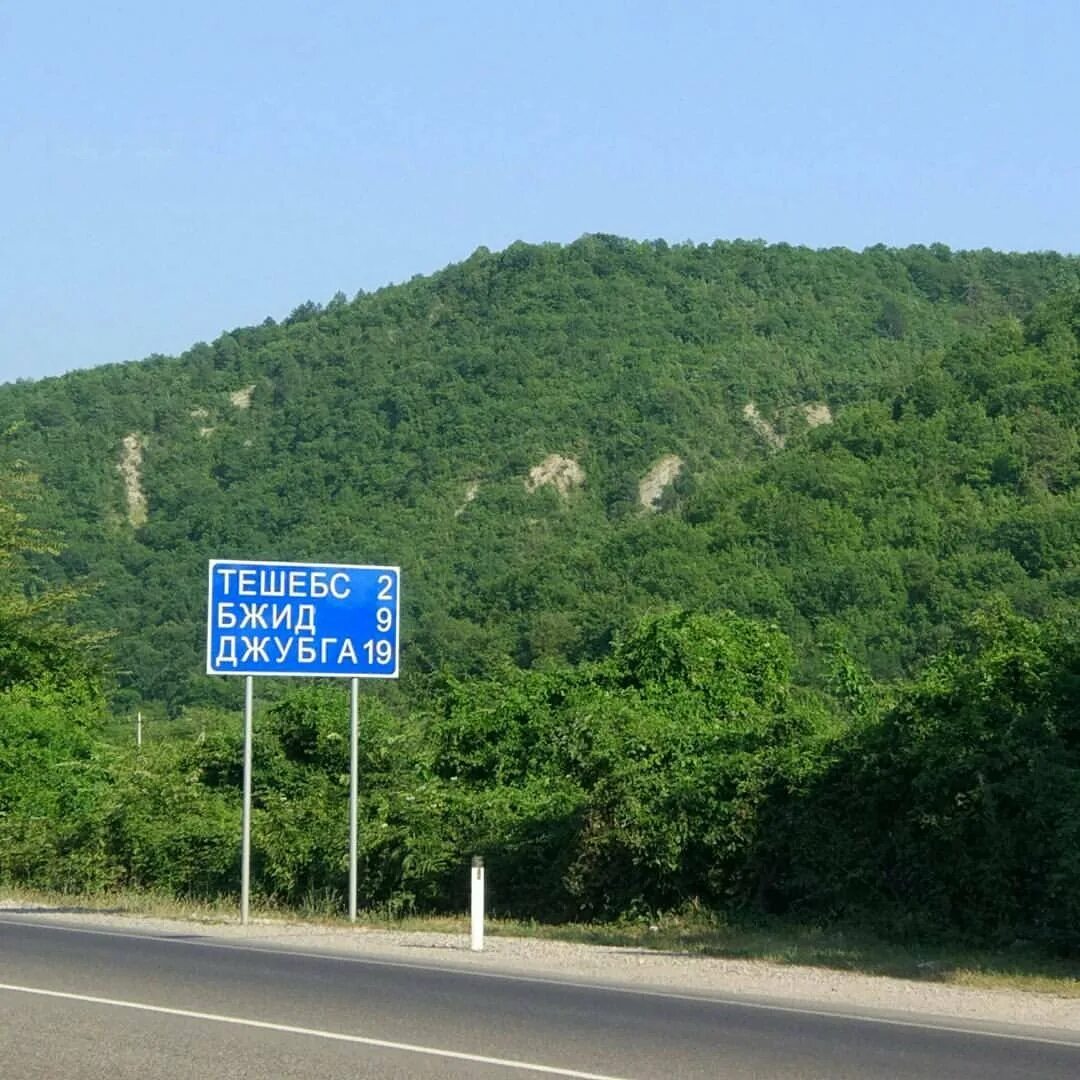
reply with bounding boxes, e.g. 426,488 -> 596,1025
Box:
2,236 -> 1079,713
3,236 -> 1080,943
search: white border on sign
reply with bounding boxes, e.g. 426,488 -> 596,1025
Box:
205,559 -> 401,678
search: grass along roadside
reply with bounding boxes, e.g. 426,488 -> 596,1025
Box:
2,885 -> 1077,998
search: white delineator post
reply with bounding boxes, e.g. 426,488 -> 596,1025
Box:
470,856 -> 485,952
241,675 -> 253,926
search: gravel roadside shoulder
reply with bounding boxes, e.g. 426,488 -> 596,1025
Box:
3,901 -> 1079,1038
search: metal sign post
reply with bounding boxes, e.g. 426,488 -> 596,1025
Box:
349,677 -> 359,922
207,560 -> 400,924
241,675 -> 253,925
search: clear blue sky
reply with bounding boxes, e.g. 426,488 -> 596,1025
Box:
2,1 -> 1077,382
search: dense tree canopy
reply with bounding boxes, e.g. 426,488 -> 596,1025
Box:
0,237 -> 1077,712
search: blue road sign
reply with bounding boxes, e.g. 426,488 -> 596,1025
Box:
206,559 -> 400,678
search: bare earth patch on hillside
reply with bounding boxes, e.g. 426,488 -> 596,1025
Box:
455,481 -> 481,517
230,384 -> 256,409
743,402 -> 786,448
743,401 -> 833,449
525,455 -> 584,496
189,406 -> 216,437
639,454 -> 684,511
802,402 -> 833,428
117,434 -> 148,527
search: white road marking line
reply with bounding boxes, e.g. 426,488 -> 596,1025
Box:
3,916 -> 1080,1049
0,981 -> 636,1080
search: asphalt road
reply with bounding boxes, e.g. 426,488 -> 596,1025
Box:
0,915 -> 1078,1079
